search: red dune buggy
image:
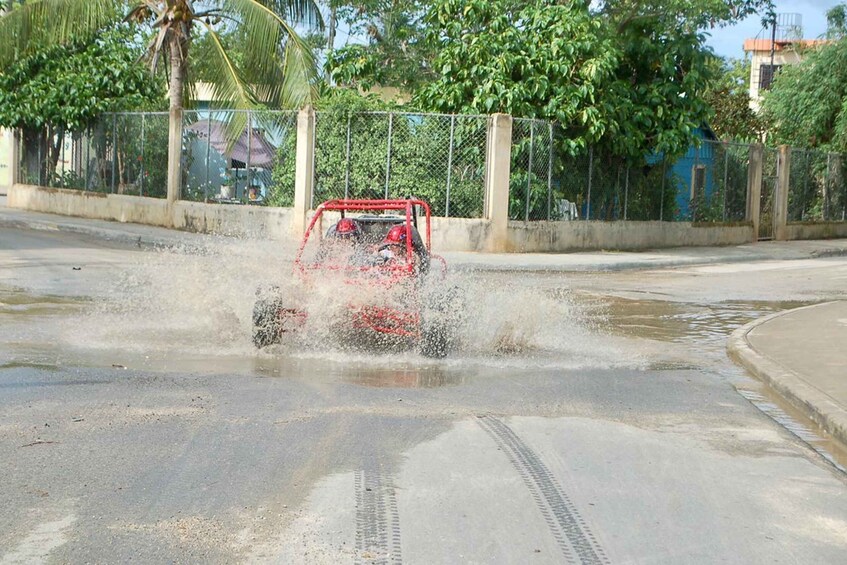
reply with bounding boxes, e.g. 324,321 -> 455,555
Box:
252,198 -> 461,357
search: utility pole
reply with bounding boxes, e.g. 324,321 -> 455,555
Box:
327,5 -> 337,72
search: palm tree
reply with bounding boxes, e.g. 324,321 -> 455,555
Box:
0,0 -> 321,202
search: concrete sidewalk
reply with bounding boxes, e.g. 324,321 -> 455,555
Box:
729,302 -> 847,447
3,199 -> 847,272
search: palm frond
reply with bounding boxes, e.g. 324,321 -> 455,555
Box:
197,21 -> 257,147
263,0 -> 323,28
220,0 -> 317,109
0,0 -> 122,67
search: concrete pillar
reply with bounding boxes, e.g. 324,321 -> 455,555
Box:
292,105 -> 316,235
483,113 -> 513,252
774,145 -> 791,241
746,144 -> 763,241
10,129 -> 20,188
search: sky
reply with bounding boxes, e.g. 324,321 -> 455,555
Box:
706,0 -> 844,59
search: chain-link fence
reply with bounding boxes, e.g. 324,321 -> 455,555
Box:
16,113 -> 171,197
180,109 -> 298,204
509,118 -> 554,221
305,111 -> 487,217
15,110 -> 847,224
510,132 -> 750,223
788,148 -> 847,222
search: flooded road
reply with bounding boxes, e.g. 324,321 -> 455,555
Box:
2,226 -> 847,563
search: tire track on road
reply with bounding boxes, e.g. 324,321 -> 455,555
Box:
354,469 -> 402,564
478,415 -> 609,565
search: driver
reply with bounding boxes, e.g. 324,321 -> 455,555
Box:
319,217 -> 364,263
377,224 -> 418,267
328,217 -> 363,242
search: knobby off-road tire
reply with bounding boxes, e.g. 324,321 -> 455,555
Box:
419,284 -> 464,358
252,297 -> 284,348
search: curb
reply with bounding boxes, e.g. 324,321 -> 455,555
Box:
728,302 -> 847,448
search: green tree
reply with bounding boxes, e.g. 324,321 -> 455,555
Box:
0,27 -> 162,185
326,0 -> 436,92
597,0 -> 774,29
761,39 -> 847,150
703,56 -> 762,141
0,0 -> 321,198
415,0 -> 617,153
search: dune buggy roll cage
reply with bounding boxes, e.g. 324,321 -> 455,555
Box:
295,198 -> 433,273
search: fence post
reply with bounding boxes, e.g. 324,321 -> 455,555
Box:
824,153 -> 832,221
746,144 -> 763,241
525,121 -> 534,222
445,115 -> 455,217
384,112 -> 393,198
344,114 -> 351,199
546,123 -> 553,221
10,129 -> 20,187
484,113 -> 513,251
293,105 -> 316,235
774,144 -> 791,241
586,147 -> 593,220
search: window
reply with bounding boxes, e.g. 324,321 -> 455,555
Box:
691,165 -> 706,201
759,64 -> 782,91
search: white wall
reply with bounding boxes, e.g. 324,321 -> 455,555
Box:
0,128 -> 13,190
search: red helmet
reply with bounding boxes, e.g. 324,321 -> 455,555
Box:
383,225 -> 408,245
334,218 -> 361,239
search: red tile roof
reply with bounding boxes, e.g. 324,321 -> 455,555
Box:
743,39 -> 830,52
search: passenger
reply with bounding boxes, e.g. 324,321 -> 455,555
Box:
377,224 -> 419,268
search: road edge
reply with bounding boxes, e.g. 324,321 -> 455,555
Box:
728,302 -> 847,448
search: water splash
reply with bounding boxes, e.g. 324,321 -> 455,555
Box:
42,239 -> 645,372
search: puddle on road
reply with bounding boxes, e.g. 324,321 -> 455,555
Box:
734,376 -> 847,473
578,294 -> 812,348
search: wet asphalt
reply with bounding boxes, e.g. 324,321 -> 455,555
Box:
2,227 -> 847,564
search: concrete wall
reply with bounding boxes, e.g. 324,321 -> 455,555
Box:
9,184 -> 169,225
8,184 -> 294,239
8,184 -> 761,252
505,220 -> 754,252
785,222 -> 847,241
173,200 -> 293,239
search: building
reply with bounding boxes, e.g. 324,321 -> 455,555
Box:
743,38 -> 829,112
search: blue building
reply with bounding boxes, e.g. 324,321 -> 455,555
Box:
655,126 -> 720,219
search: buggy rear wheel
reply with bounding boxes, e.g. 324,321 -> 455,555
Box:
252,296 -> 284,348
420,320 -> 450,358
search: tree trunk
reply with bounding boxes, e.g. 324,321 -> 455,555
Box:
167,31 -> 188,205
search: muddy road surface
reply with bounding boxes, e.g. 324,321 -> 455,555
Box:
1,226 -> 847,564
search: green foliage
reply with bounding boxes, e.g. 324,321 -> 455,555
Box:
415,0 -> 616,154
597,0 -> 774,29
761,39 -> 847,151
0,27 -> 161,130
326,1 -> 435,91
269,88 -> 486,216
703,57 -> 762,141
827,3 -> 847,39
414,0 -> 722,161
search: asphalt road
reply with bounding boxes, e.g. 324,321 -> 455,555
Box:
2,226 -> 847,564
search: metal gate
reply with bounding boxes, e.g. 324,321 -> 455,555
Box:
759,147 -> 779,240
